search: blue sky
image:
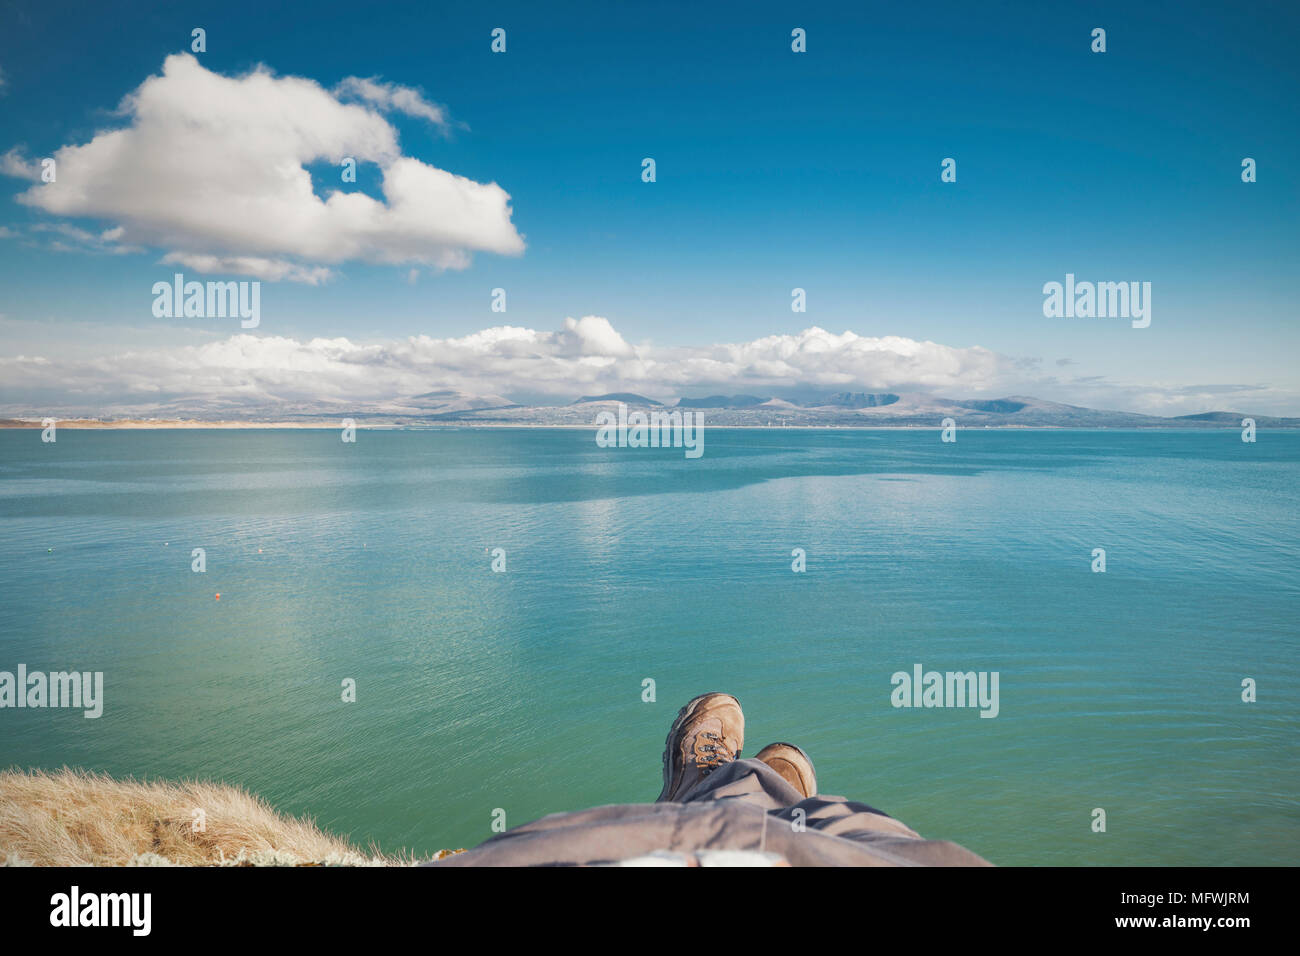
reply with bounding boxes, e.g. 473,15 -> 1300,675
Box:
1,0 -> 1297,415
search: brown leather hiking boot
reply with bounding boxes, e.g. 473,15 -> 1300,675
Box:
755,742 -> 817,798
656,693 -> 744,802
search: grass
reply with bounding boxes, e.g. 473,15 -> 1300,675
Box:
0,767 -> 458,866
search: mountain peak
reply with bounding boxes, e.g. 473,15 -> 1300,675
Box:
570,392 -> 663,406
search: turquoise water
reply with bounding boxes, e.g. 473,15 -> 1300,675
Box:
1,428 -> 1296,865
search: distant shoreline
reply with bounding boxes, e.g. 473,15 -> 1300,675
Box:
1,419 -> 1290,431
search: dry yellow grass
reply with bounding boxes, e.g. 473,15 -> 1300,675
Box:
0,767 -> 455,866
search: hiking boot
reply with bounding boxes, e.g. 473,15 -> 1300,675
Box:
657,693 -> 744,802
755,742 -> 817,798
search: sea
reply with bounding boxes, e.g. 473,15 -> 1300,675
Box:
1,427 -> 1296,865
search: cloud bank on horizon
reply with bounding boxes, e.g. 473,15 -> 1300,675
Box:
2,53 -> 523,282
0,317 -> 1284,418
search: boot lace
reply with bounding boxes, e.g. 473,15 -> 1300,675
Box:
694,732 -> 735,776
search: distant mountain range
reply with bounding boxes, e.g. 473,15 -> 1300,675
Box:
5,390 -> 1298,428
408,389 -> 518,414
427,392 -> 1297,427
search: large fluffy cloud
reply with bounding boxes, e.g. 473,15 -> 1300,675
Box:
7,54 -> 523,281
0,319 -> 1025,416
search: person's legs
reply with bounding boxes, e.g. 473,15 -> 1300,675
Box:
677,756 -> 803,808
430,692 -> 990,865
657,693 -> 811,810
661,693 -> 920,840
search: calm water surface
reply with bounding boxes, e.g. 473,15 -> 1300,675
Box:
1,428 -> 1296,865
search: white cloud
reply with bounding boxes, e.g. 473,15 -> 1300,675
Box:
7,54 -> 524,282
334,76 -> 452,131
0,318 -> 1029,415
1,147 -> 38,181
25,222 -> 142,255
5,314 -> 1295,416
160,252 -> 333,285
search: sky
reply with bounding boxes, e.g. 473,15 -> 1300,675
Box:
0,0 -> 1297,416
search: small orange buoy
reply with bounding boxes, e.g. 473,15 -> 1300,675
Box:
214,593 -> 221,600
258,548 -> 263,553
